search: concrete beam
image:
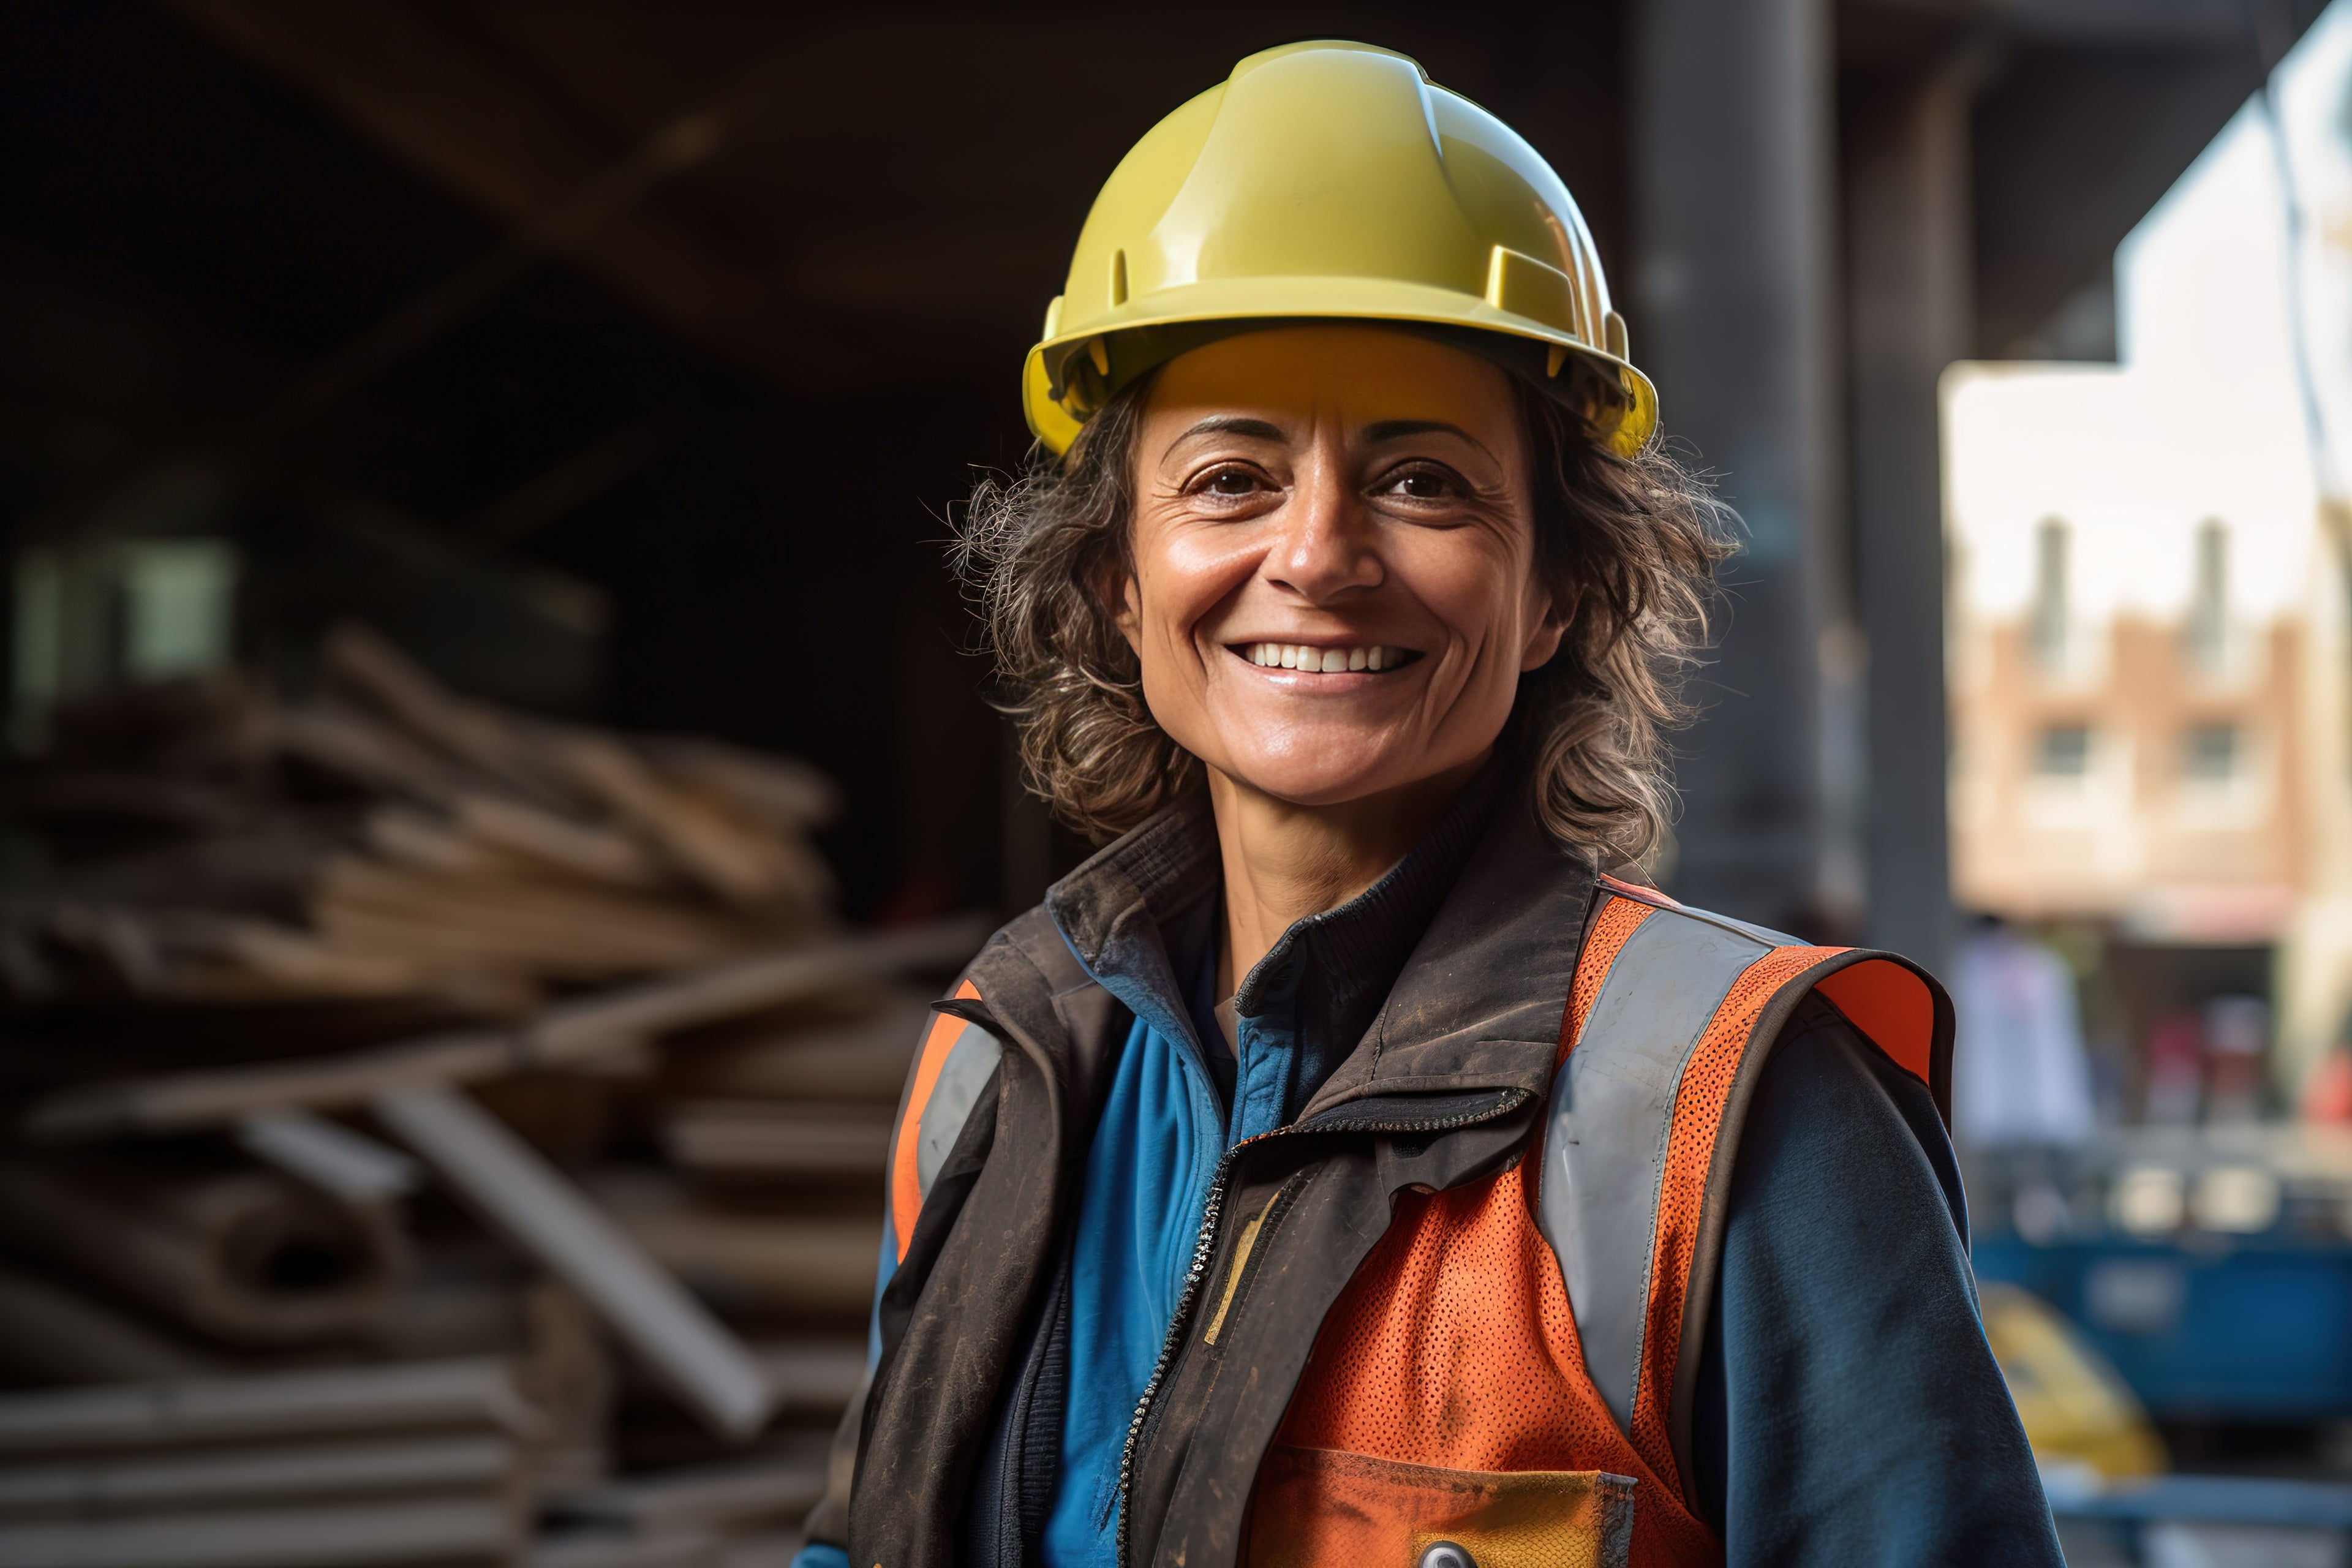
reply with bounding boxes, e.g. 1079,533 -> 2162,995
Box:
1844,63 -> 1977,975
1845,0 -> 2278,45
1635,0 -> 1841,930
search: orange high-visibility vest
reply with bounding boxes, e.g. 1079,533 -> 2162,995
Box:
1250,878 -> 1951,1568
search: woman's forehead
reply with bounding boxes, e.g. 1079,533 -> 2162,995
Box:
1145,325 -> 1518,435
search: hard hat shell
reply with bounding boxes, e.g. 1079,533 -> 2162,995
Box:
1023,40 -> 1657,458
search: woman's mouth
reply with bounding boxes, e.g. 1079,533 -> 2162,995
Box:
1235,642 -> 1421,673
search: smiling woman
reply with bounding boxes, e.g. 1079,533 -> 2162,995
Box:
801,39 -> 2062,1568
965,327 -> 1722,866
965,323 -> 1724,1005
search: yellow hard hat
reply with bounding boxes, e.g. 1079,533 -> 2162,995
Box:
1023,40 -> 1657,459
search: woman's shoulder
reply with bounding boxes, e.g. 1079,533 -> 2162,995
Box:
935,902 -> 1091,999
1739,993 -> 1967,1240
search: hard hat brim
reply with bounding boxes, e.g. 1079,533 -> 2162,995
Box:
1022,279 -> 1657,461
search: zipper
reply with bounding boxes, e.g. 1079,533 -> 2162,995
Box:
1111,1085 -> 1534,1566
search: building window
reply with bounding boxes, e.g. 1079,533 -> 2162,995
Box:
2032,516 -> 2070,671
2184,723 -> 2239,781
12,538 -> 239,742
119,540 -> 239,681
2037,724 -> 2092,777
2187,518 -> 2229,673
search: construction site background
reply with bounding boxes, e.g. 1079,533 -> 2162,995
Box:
4,4 -> 2351,1566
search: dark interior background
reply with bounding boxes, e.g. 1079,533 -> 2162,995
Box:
0,0 -> 2320,929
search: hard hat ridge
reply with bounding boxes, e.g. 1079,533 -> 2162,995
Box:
1023,40 -> 1657,457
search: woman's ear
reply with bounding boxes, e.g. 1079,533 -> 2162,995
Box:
1106,564 -> 1144,654
1520,582 -> 1574,672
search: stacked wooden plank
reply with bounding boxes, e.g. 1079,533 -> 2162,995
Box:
1,623 -> 840,1011
0,1357 -> 545,1567
0,631 -> 973,1566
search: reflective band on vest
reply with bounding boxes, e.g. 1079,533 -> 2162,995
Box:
890,978 -> 999,1262
1262,885 -> 1950,1568
1542,896 -> 1782,1433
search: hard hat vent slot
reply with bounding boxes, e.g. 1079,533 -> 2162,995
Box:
1110,250 -> 1129,308
1484,246 -> 1579,341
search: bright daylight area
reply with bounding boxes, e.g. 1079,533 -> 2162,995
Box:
1944,6 -> 2352,1562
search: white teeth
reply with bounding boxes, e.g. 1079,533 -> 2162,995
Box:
1241,643 -> 1409,673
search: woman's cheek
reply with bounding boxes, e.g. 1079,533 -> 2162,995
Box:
1162,532 -> 1258,616
1132,586 -> 1217,750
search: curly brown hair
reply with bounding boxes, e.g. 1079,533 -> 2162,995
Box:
958,364 -> 1732,863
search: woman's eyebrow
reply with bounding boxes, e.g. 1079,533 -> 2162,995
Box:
1175,415 -> 1286,442
1363,418 -> 1488,456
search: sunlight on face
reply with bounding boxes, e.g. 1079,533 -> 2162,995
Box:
1118,325 -> 1563,810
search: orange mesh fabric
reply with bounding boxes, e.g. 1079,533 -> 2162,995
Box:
1564,895 -> 1654,1065
1271,1159 -> 1719,1567
1624,945 -> 1838,1494
1255,913 -> 1893,1568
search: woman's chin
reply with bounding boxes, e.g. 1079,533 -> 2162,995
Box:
1214,752 -> 1439,810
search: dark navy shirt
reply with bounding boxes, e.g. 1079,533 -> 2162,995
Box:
1691,1003 -> 2064,1563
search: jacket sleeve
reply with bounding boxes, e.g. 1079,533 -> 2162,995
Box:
789,1252 -> 884,1568
1690,999 -> 2065,1567
795,978 -> 1003,1566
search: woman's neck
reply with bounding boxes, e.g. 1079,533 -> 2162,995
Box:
1207,751 -> 1488,996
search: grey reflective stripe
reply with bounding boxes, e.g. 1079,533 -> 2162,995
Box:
1536,907 -> 1771,1432
1608,884 -> 1800,951
916,1022 -> 1004,1202
1667,903 -> 1801,951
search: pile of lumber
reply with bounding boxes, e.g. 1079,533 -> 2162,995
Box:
0,928 -> 978,1567
0,633 -> 985,1566
0,1357 -> 545,1568
0,622 -> 840,1009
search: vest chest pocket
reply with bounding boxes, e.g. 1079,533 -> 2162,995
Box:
1249,1446 -> 1635,1568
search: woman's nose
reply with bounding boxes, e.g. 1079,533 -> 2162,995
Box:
1263,462 -> 1382,602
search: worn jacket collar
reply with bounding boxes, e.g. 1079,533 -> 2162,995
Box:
1039,764 -> 1597,1124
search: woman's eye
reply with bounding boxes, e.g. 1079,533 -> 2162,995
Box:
1202,469 -> 1263,497
1385,467 -> 1458,500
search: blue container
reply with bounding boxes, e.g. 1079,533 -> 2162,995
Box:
1973,1236 -> 2352,1420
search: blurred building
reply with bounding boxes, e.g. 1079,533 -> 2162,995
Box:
1947,21 -> 2352,1100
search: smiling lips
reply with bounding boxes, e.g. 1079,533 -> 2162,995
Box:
1238,642 -> 1417,673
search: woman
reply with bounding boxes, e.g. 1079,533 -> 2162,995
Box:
799,40 -> 2060,1568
